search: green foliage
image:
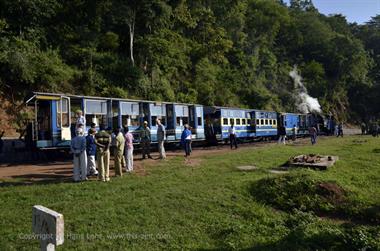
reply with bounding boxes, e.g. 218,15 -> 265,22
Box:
0,0 -> 380,121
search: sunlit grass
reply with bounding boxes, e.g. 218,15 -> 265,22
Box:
0,135 -> 379,250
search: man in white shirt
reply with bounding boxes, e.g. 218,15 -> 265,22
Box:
229,122 -> 238,149
156,118 -> 166,159
76,110 -> 86,129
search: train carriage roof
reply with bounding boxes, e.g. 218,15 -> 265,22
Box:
25,91 -> 203,107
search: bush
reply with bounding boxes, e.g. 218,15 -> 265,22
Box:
250,173 -> 347,214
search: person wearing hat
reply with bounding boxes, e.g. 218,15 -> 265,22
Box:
71,127 -> 87,182
140,121 -> 152,159
86,128 -> 98,176
95,124 -> 112,182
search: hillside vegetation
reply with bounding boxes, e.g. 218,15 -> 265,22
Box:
1,0 -> 380,127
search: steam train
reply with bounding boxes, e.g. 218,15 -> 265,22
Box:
25,92 -> 334,149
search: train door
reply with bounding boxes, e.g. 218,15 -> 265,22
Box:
59,96 -> 71,141
35,100 -> 52,141
111,100 -> 120,130
189,106 -> 196,135
166,104 -> 175,141
195,106 -> 205,140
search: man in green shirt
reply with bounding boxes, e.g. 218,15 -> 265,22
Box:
140,121 -> 152,159
114,127 -> 125,176
95,124 -> 112,182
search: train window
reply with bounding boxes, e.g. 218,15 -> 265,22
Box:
151,116 -> 157,126
269,120 -> 273,125
274,120 -> 277,126
265,119 -> 268,125
85,100 -> 107,114
85,115 -> 106,127
256,119 -> 260,125
223,118 -> 228,125
161,116 -> 166,126
242,119 -> 247,125
177,117 -> 189,127
229,118 -> 234,125
247,119 -> 251,125
197,117 -> 202,126
182,117 -> 189,126
57,99 -> 69,128
236,119 -> 241,125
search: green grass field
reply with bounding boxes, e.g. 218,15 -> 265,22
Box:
1,136 -> 380,250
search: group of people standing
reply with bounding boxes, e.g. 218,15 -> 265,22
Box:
70,110 -> 194,182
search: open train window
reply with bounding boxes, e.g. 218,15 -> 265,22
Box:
161,117 -> 166,126
223,118 -> 228,125
236,119 -> 241,125
122,115 -> 139,127
197,117 -> 202,126
177,117 -> 189,127
151,116 -> 157,126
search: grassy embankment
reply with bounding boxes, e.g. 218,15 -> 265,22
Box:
1,135 -> 379,250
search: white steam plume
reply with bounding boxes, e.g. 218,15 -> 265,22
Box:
289,66 -> 322,114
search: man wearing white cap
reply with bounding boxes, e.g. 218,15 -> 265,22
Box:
71,127 -> 87,182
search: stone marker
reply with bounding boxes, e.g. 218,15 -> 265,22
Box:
32,205 -> 64,251
236,165 -> 259,171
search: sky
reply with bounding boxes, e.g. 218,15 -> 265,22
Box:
284,0 -> 380,24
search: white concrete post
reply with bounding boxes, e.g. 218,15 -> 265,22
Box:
32,205 -> 64,251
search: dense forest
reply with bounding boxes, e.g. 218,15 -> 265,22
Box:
0,0 -> 380,131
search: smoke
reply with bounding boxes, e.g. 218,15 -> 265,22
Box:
289,66 -> 322,114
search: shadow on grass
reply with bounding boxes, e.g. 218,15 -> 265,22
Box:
0,177 -> 73,187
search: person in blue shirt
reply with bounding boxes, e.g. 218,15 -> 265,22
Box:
181,124 -> 192,157
71,128 -> 87,182
86,128 -> 98,176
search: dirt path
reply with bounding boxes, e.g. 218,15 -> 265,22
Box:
0,134 -> 350,185
0,140 -> 280,184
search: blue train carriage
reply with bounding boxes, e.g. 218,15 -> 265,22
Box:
278,112 -> 302,136
81,99 -> 205,143
251,110 -> 278,139
204,106 -> 254,142
25,92 -> 205,149
143,102 -> 205,142
25,92 -> 74,149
